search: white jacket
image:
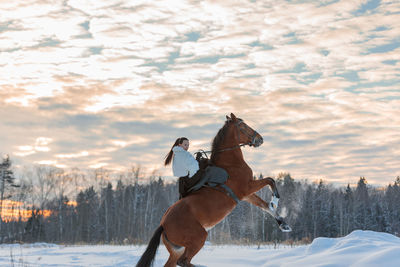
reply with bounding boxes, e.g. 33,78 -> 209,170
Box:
172,146 -> 199,178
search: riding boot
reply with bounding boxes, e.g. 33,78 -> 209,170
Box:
178,176 -> 187,198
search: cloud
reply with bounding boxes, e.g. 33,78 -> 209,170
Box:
0,0 -> 399,185
56,151 -> 89,159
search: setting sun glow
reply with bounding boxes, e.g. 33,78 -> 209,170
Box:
1,200 -> 51,222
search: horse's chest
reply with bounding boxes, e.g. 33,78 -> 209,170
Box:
228,164 -> 252,178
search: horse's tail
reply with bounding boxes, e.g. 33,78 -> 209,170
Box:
136,225 -> 164,267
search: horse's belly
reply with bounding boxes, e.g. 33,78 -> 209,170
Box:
189,190 -> 236,228
160,188 -> 236,232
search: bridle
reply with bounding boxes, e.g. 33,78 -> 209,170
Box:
196,119 -> 260,157
217,119 -> 259,152
235,119 -> 260,147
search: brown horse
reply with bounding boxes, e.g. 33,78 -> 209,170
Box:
136,113 -> 291,267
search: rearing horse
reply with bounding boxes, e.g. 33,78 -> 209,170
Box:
136,113 -> 291,267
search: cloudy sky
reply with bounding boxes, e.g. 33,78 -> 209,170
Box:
1,0 -> 399,186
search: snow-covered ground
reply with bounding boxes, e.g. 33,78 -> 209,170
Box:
1,230 -> 399,267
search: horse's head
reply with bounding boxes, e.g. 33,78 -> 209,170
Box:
226,113 -> 263,147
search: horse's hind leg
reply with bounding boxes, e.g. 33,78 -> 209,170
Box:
177,223 -> 208,267
162,233 -> 184,267
165,254 -> 179,267
165,252 -> 181,267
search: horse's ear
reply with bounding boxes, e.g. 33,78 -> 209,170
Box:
226,115 -> 231,121
230,113 -> 237,121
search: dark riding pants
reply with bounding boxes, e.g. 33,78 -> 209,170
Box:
178,169 -> 205,199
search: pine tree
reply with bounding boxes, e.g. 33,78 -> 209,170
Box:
24,209 -> 46,242
343,184 -> 354,234
301,184 -> 314,239
327,191 -> 339,237
0,155 -> 19,237
386,177 -> 400,234
354,177 -> 370,230
76,186 -> 98,242
115,180 -> 125,243
100,183 -> 114,243
314,180 -> 329,237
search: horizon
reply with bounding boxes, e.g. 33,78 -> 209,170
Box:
1,0 -> 399,186
8,160 -> 399,190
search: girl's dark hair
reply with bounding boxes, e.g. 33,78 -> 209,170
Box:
164,137 -> 189,166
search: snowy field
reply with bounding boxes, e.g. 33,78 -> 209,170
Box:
1,230 -> 399,267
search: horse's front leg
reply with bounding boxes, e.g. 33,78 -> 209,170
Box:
247,177 -> 279,197
246,177 -> 280,211
243,193 -> 275,215
244,193 -> 292,232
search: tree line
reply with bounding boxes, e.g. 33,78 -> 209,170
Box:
1,156 -> 399,244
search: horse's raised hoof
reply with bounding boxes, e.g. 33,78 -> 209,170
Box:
279,222 -> 292,232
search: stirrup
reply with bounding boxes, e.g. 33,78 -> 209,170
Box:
269,196 -> 279,212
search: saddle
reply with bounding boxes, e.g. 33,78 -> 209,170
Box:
178,151 -> 233,200
188,165 -> 229,193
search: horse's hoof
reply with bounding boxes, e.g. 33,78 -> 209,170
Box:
177,259 -> 195,267
279,223 -> 292,232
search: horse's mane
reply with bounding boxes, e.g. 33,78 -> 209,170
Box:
210,120 -> 229,163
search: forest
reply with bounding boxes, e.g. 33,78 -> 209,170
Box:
1,155 -> 399,245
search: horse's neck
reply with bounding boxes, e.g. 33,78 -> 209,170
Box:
218,137 -> 245,165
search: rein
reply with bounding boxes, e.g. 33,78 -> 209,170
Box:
195,143 -> 248,158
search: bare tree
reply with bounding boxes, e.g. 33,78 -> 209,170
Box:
34,166 -> 59,211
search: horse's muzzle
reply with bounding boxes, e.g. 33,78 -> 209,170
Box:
252,136 -> 263,147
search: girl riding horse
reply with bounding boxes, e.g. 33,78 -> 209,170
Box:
136,113 -> 291,267
164,137 -> 205,199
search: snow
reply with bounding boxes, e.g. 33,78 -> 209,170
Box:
1,230 -> 399,266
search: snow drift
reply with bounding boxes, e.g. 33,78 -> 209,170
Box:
0,230 -> 399,266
